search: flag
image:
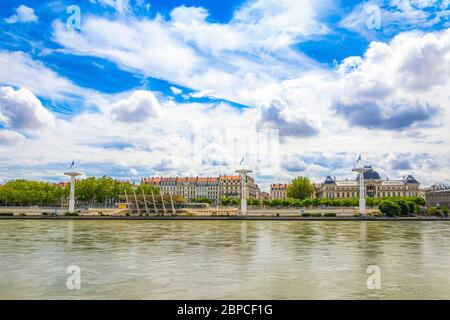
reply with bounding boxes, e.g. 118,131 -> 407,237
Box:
69,161 -> 75,169
356,154 -> 362,164
239,156 -> 245,166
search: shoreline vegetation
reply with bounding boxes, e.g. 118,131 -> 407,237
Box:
0,215 -> 449,221
0,178 -> 448,220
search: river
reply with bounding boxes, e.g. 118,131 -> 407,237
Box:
1,220 -> 449,299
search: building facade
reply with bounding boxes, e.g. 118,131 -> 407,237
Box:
315,166 -> 420,199
141,175 -> 259,203
425,186 -> 450,209
270,184 -> 288,199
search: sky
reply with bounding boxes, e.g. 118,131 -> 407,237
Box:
0,0 -> 449,191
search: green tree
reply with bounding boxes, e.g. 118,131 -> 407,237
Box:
406,201 -> 418,215
0,180 -> 65,206
135,184 -> 160,195
412,196 -> 426,206
396,200 -> 410,216
221,197 -> 231,206
192,197 -> 212,204
379,201 -> 401,217
428,207 -> 440,216
286,177 -> 315,200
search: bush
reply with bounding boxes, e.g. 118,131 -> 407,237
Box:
0,212 -> 14,216
64,212 -> 79,216
396,200 -> 410,216
323,213 -> 336,217
191,197 -> 212,205
301,213 -> 311,217
443,207 -> 449,217
412,196 -> 426,206
302,199 -> 313,207
405,201 -> 419,215
428,207 -> 440,216
369,211 -> 382,217
379,201 -> 401,217
311,213 -> 322,217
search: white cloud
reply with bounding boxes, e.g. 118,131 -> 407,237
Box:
129,168 -> 138,176
340,0 -> 448,37
170,86 -> 183,95
51,1 -> 328,105
257,98 -> 322,137
334,29 -> 450,130
0,2 -> 448,187
5,5 -> 38,24
0,130 -> 26,145
110,90 -> 160,123
89,0 -> 130,13
0,50 -> 93,102
0,86 -> 55,131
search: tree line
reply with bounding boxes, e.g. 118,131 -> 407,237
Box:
0,177 -> 159,207
218,196 -> 426,208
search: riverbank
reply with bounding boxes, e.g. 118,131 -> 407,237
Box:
0,215 -> 448,221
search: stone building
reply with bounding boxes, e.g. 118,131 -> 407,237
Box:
315,166 -> 420,199
425,186 -> 450,209
270,184 -> 288,199
141,174 -> 259,203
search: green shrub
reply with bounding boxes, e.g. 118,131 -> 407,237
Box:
301,213 -> 311,217
0,212 -> 14,216
64,212 -> 79,216
369,211 -> 382,217
405,201 -> 418,215
396,200 -> 410,216
379,201 -> 401,217
428,207 -> 440,216
443,207 -> 449,217
323,213 -> 336,217
302,199 -> 312,207
311,213 -> 322,217
412,196 -> 426,206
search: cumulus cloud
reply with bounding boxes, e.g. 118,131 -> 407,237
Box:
170,86 -> 183,95
51,1 -> 328,104
257,99 -> 321,137
0,2 -> 449,188
0,86 -> 55,131
340,0 -> 448,37
391,158 -> 413,170
111,90 -> 160,123
334,29 -> 450,130
5,5 -> 38,24
89,0 -> 130,13
0,130 -> 26,145
335,100 -> 439,130
0,50 -> 92,102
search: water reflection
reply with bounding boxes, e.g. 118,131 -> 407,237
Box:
0,220 -> 450,299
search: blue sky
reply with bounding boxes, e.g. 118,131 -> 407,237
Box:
0,0 -> 449,189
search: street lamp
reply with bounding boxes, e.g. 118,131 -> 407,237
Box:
64,172 -> 82,213
352,166 -> 369,216
235,169 -> 252,216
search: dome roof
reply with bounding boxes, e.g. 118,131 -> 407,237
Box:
324,176 -> 336,184
356,166 -> 381,181
405,175 -> 419,184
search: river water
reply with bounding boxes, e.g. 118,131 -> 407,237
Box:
1,220 -> 449,299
